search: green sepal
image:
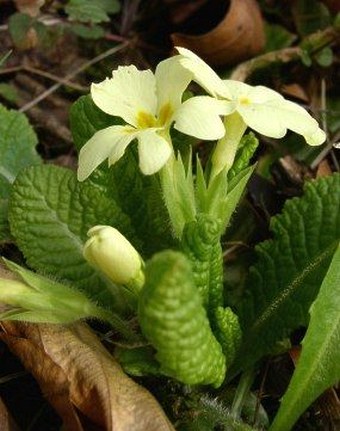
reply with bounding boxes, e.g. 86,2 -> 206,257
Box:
0,258 -> 102,324
196,159 -> 254,235
160,153 -> 196,239
228,133 -> 259,181
138,250 -> 226,387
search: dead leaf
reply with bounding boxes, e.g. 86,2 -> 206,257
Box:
0,322 -> 175,431
171,0 -> 265,66
0,398 -> 20,431
14,0 -> 44,17
316,159 -> 333,177
280,83 -> 309,103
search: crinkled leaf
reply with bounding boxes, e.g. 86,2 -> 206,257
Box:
0,104 -> 41,243
232,174 -> 340,375
8,164 -> 136,309
111,150 -> 176,255
270,244 -> 340,431
0,321 -> 174,431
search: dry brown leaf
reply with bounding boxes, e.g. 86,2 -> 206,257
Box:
0,322 -> 175,431
171,0 -> 265,66
0,398 -> 20,431
14,0 -> 44,17
316,159 -> 333,177
280,83 -> 309,103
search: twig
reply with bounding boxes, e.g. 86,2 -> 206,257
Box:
19,42 -> 129,113
310,79 -> 340,171
231,26 -> 340,82
0,65 -> 86,91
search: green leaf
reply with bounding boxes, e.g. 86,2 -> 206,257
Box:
70,94 -> 122,153
231,174 -> 340,376
0,104 -> 41,243
65,0 -> 120,24
293,0 -> 331,36
70,23 -> 105,39
138,250 -> 226,387
264,23 -> 296,52
8,164 -> 136,310
0,83 -> 19,103
315,46 -> 333,67
8,13 -> 33,48
270,244 -> 340,431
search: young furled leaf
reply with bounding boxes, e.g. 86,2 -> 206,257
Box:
138,250 -> 226,387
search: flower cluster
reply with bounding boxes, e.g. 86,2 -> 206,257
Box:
77,47 -> 326,182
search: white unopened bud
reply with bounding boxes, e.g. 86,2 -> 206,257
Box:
83,226 -> 144,289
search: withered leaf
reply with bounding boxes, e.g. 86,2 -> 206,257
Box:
0,322 -> 175,431
171,0 -> 265,66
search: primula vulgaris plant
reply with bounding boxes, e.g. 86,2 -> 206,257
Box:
1,47 -> 339,431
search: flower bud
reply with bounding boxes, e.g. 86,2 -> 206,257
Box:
83,226 -> 144,290
0,258 -> 103,324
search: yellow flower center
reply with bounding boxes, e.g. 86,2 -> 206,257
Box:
239,96 -> 251,105
137,111 -> 157,129
137,103 -> 174,130
158,103 -> 173,126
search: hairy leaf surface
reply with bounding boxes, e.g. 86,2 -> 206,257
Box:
232,174 -> 340,375
8,165 -> 136,309
0,104 -> 41,242
270,244 -> 340,431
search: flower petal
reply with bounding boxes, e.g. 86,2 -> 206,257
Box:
305,127 -> 326,146
137,130 -> 172,175
173,96 -> 232,140
77,125 -> 137,181
176,47 -> 231,99
91,65 -> 157,127
223,80 -> 253,100
238,97 -> 326,145
155,55 -> 193,115
248,84 -> 284,103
